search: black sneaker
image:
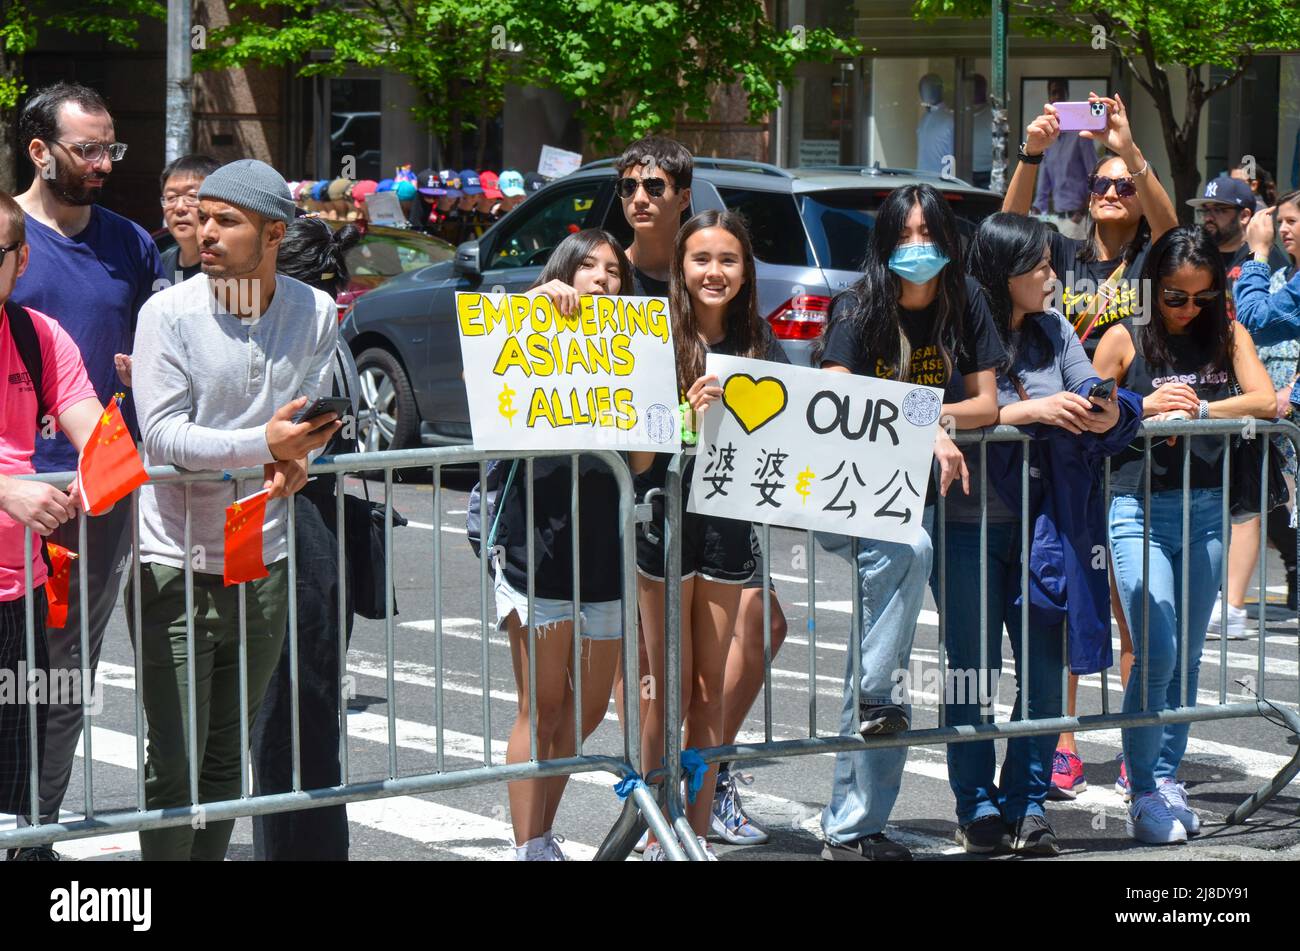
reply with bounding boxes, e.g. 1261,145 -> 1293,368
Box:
955,815 -> 1011,854
858,703 -> 909,737
6,845 -> 60,862
820,832 -> 913,861
1011,815 -> 1061,856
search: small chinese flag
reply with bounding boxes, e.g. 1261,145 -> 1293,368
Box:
44,542 -> 77,629
223,490 -> 270,587
77,396 -> 148,515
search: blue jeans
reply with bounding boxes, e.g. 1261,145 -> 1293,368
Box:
930,520 -> 1064,826
820,510 -> 933,844
1109,489 -> 1224,797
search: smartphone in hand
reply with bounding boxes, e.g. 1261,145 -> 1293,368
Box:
1055,100 -> 1108,132
293,395 -> 351,425
1088,377 -> 1116,412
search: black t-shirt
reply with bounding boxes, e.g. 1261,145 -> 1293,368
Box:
819,275 -> 1004,402
159,242 -> 201,285
1109,324 -> 1233,494
1222,242 -> 1290,320
496,455 -> 625,602
631,265 -> 669,298
1048,230 -> 1149,357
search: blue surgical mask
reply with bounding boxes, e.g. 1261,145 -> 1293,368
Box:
888,242 -> 950,284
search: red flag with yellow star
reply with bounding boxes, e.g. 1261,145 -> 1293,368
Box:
77,397 -> 148,515
223,489 -> 270,586
44,542 -> 77,629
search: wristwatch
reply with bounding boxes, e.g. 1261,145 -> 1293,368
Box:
1198,400 -> 1210,420
1017,142 -> 1044,165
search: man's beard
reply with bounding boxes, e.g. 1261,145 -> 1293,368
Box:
47,167 -> 104,207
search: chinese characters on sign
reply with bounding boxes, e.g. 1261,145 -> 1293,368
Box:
456,292 -> 680,452
688,355 -> 941,544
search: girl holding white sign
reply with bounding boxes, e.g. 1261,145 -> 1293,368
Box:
487,228 -> 634,861
633,209 -> 789,861
815,183 -> 1004,861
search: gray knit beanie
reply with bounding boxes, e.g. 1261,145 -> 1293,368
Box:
198,159 -> 296,222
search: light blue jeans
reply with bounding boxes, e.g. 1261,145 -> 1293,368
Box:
1109,489 -> 1224,798
820,510 -> 934,844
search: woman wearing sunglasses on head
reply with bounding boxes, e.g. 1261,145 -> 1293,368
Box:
1003,91 -> 1179,799
1091,227 -> 1274,845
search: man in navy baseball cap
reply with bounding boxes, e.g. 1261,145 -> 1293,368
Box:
1188,174 -> 1287,308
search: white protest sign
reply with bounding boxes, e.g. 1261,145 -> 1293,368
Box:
364,190 -> 405,227
688,354 -> 941,545
456,292 -> 681,452
537,145 -> 583,180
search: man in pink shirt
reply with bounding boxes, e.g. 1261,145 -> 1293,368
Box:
0,191 -> 104,850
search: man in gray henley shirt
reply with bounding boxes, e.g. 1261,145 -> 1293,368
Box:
129,159 -> 341,861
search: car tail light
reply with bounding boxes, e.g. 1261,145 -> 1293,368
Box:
766,294 -> 831,340
336,286 -> 363,322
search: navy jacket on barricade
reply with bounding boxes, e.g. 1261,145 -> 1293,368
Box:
985,381 -> 1144,675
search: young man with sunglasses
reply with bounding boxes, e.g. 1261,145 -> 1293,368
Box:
7,81 -> 164,859
613,136 -> 693,297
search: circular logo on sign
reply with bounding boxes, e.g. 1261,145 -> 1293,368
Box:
902,387 -> 942,427
645,403 -> 675,443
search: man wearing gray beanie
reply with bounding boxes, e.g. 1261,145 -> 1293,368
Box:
129,157 -> 343,860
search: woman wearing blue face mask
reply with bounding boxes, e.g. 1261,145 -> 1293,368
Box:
814,184 -> 1004,861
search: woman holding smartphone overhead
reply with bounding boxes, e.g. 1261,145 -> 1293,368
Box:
1003,90 -> 1180,799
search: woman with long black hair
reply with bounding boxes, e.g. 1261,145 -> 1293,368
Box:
944,212 -> 1130,855
1093,226 -> 1274,844
815,183 -> 1003,861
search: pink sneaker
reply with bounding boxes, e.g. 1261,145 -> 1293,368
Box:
1048,750 -> 1087,800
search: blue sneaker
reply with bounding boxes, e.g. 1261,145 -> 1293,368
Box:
1127,791 -> 1188,844
1157,778 -> 1201,836
709,770 -> 769,845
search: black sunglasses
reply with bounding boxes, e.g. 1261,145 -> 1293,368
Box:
1160,287 -> 1221,309
616,175 -> 669,199
0,240 -> 20,266
1088,175 -> 1138,198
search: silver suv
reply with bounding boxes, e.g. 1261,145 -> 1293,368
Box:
341,158 -> 1001,451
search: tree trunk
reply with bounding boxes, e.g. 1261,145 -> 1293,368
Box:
447,76 -> 463,169
0,111 -> 16,194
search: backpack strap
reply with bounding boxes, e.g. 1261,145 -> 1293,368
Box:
6,300 -> 47,427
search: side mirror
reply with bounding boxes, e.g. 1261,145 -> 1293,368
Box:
454,239 -> 481,276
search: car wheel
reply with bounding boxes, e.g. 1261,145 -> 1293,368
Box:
354,347 -> 418,453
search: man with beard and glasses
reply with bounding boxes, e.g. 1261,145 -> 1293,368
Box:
7,81 -> 163,861
130,159 -> 341,860
1187,174 -> 1288,316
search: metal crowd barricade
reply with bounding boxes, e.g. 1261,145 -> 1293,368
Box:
1,445 -> 674,857
619,418 -> 1300,861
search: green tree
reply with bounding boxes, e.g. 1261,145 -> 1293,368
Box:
199,1 -> 857,171
510,0 -> 859,151
196,0 -> 517,171
914,1 -> 1300,219
0,0 -> 163,192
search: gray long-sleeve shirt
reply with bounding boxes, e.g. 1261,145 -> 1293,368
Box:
132,273 -> 337,574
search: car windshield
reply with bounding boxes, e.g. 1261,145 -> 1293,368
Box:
798,188 -> 1002,272
345,231 -> 454,279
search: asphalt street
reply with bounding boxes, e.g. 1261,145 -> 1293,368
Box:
6,468 -> 1299,862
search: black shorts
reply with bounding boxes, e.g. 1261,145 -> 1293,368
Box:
743,525 -> 779,590
636,488 -> 755,584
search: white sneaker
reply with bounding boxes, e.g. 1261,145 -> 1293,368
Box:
696,835 -> 719,861
1206,601 -> 1249,640
642,842 -> 668,862
543,830 -> 568,860
1157,778 -> 1202,836
633,828 -> 650,853
1127,790 -> 1189,844
515,835 -> 551,860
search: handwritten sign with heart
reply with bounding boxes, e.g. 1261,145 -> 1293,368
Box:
690,354 -> 941,545
722,374 -> 787,434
